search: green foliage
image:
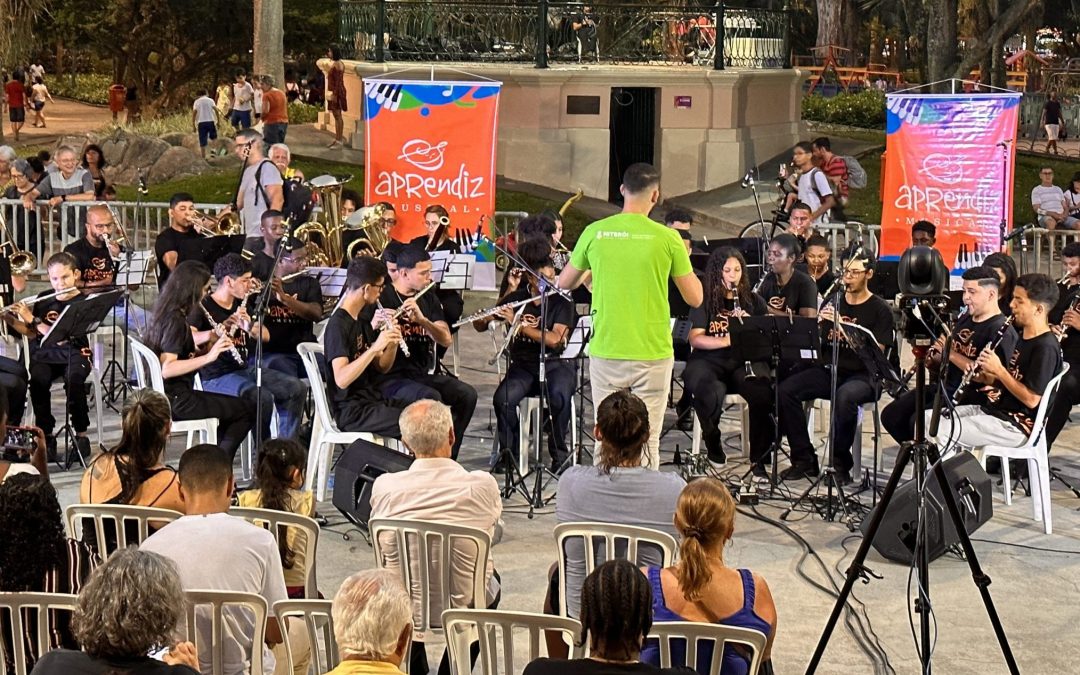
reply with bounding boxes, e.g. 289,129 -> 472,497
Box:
48,73 -> 113,105
284,0 -> 339,60
801,90 -> 888,129
288,102 -> 321,124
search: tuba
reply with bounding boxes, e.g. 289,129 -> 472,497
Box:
343,204 -> 390,260
293,174 -> 352,267
0,207 -> 36,275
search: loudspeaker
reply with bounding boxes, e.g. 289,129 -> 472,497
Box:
332,438 -> 414,527
861,452 -> 993,565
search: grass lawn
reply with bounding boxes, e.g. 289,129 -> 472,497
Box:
113,159 -> 592,242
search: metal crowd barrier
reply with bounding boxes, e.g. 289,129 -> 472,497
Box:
817,221 -> 881,256
1016,226 -> 1079,276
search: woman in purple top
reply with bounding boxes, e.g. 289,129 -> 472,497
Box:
641,478 -> 776,675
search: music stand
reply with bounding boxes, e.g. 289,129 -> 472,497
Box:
441,254 -> 474,292
308,267 -> 348,316
42,289 -> 121,469
101,250 -> 152,407
563,317 -> 594,465
429,250 -> 451,284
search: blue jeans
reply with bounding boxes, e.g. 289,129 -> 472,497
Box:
230,109 -> 252,129
201,366 -> 306,442
104,301 -> 147,336
263,122 -> 288,145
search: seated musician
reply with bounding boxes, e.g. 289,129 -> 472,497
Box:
0,211 -> 30,427
1042,246 -> 1080,451
474,237 -> 575,472
63,204 -> 147,333
262,237 -> 323,379
322,256 -> 405,437
540,209 -> 571,272
683,246 -> 767,468
882,266 -> 1016,446
340,189 -> 361,220
378,245 -> 477,459
410,204 -> 465,342
929,273 -> 1062,450
758,233 -> 818,320
190,253 -> 307,443
142,260 -> 253,462
244,209 -> 287,281
911,220 -> 936,248
801,234 -> 834,298
154,192 -> 203,290
984,252 -> 1017,317
382,239 -> 404,284
786,201 -> 817,250
6,253 -> 92,459
777,247 -> 895,487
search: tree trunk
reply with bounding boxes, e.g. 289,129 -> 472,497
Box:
926,0 -> 958,91
950,0 -> 1041,85
816,0 -> 843,49
253,0 -> 286,92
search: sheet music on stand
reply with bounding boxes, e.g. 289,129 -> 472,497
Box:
41,290 -> 122,349
430,250 -> 451,284
306,267 -> 347,298
441,254 -> 474,291
114,250 -> 153,287
561,316 -> 593,360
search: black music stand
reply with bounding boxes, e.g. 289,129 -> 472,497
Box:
101,250 -> 152,408
42,289 -> 120,469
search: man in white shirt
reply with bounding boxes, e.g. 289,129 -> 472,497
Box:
785,141 -> 835,225
232,128 -> 284,236
191,89 -> 219,158
230,69 -> 255,130
369,400 -> 502,675
141,444 -> 286,675
1031,166 -> 1079,230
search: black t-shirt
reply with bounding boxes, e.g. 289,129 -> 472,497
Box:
154,226 -> 202,290
64,238 -> 115,287
32,649 -> 199,675
820,293 -> 894,376
322,307 -> 383,408
157,311 -> 198,393
378,284 -> 445,376
0,257 -> 14,307
947,313 -> 1018,397
982,331 -> 1062,435
31,292 -> 90,361
503,287 -> 574,367
1050,281 -> 1080,364
758,269 -> 818,315
265,276 -> 321,353
408,234 -> 461,254
244,238 -> 277,281
688,291 -> 767,362
524,658 -> 692,675
797,264 -> 835,298
189,296 -> 248,381
1044,99 -> 1062,125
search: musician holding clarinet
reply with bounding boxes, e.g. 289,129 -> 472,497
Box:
929,273 -> 1061,450
1042,244 -> 1080,452
260,237 -> 323,380
757,233 -> 818,320
377,245 -> 477,459
882,266 -> 1016,446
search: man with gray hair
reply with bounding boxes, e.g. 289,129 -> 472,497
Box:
368,399 -> 501,675
327,570 -> 412,674
231,129 -> 284,236
21,145 -> 95,236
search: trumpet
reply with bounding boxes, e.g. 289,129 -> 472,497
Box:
0,287 -> 78,315
952,316 -> 1014,405
200,304 -> 245,366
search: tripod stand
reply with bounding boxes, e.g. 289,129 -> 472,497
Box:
806,342 -> 1019,674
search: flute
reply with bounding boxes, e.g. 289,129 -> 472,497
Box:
0,287 -> 78,314
453,292 -> 544,327
375,281 -> 437,357
951,315 -> 1014,405
200,305 -> 245,366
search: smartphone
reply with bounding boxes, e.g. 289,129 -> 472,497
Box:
2,427 -> 37,462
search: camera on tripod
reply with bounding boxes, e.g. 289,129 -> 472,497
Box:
897,244 -> 950,344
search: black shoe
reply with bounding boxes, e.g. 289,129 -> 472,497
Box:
751,463 -> 770,483
780,461 -> 819,481
703,427 -> 726,465
45,435 -> 57,463
675,405 -> 693,431
833,468 -> 853,488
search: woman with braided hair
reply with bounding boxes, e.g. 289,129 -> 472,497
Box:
640,478 -> 776,674
525,559 -> 693,675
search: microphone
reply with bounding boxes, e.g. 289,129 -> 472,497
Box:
137,167 -> 149,195
1003,223 -> 1035,242
740,168 -> 756,189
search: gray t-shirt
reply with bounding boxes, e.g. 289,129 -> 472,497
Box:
239,159 -> 283,236
141,513 -> 287,675
555,466 -> 686,618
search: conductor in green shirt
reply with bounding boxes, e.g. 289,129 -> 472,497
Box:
557,163 -> 703,469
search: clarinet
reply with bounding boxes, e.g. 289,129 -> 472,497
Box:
951,315 -> 1014,405
201,305 -> 245,366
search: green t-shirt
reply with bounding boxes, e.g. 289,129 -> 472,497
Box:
570,212 -> 693,360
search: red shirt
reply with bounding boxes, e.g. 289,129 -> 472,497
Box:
4,80 -> 25,108
820,154 -> 849,199
262,88 -> 288,125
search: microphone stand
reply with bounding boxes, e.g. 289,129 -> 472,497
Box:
251,238 -> 289,457
744,168 -> 770,282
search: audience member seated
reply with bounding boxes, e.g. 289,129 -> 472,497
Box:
546,390 -> 686,622
80,389 -> 183,511
640,478 -> 776,675
30,548 -> 200,674
237,439 -> 315,675
140,444 -> 286,675
0,385 -> 48,482
0,474 -> 101,672
524,559 -> 694,675
369,400 -> 502,675
325,569 -> 413,675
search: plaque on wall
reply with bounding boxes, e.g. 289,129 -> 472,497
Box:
566,95 -> 601,115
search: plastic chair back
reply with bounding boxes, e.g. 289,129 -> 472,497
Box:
443,609 -> 584,675
230,506 -> 320,598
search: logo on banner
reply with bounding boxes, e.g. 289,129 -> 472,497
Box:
398,139 -> 448,171
919,154 -> 964,185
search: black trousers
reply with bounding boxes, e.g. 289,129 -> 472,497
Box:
335,397 -> 406,438
166,386 -> 254,461
0,356 -> 28,425
493,361 -> 575,462
881,382 -> 959,445
1046,367 -> 1080,451
435,290 -> 465,363
382,373 -> 477,459
29,355 -> 90,435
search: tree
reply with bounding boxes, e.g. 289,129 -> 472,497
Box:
949,0 -> 1043,83
254,0 -> 285,89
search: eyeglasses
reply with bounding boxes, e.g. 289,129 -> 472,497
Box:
382,218 -> 397,225
842,268 -> 868,277
1041,171 -> 1054,175
9,172 -> 23,178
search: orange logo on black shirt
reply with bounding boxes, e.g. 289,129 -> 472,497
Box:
767,296 -> 787,311
45,310 -> 59,324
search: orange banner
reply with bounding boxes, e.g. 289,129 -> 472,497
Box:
363,80 -> 501,242
880,92 -> 1021,272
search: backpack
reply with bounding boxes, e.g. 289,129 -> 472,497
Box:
840,155 -> 867,190
253,160 -> 314,226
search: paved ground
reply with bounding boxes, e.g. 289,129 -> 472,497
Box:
0,97 -> 113,149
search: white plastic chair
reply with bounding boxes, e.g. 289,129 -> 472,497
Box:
129,336 -> 218,446
442,610 -> 585,675
369,518 -> 492,654
690,394 -> 752,460
183,590 -> 267,675
0,592 -> 78,675
516,396 -> 578,477
230,506 -> 320,598
971,363 -> 1069,534
553,522 -> 678,618
65,503 -> 183,560
648,621 -> 769,675
274,599 -> 338,675
297,342 -> 385,501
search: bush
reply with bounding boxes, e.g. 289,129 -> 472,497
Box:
801,89 -> 887,129
288,101 -> 320,124
48,73 -> 114,105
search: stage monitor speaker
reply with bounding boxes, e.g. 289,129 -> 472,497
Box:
860,452 -> 993,565
332,438 -> 414,528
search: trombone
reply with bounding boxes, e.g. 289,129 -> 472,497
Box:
189,210 -> 243,238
